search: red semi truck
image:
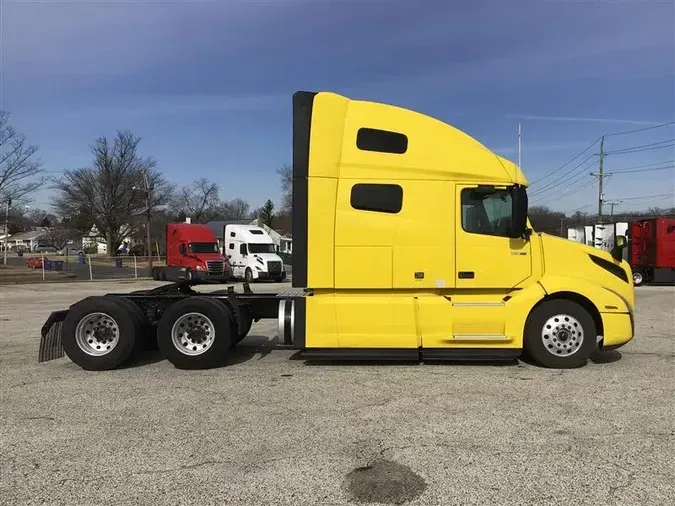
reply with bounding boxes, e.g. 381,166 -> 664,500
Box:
151,223 -> 230,282
630,218 -> 675,285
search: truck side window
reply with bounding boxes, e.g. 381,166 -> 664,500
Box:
179,244 -> 187,255
229,243 -> 234,250
240,244 -> 248,255
350,183 -> 403,214
461,188 -> 512,237
356,128 -> 408,154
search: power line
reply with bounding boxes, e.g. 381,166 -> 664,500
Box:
606,192 -> 674,201
606,159 -> 674,171
603,121 -> 675,138
607,165 -> 674,175
529,153 -> 597,196
530,138 -> 600,185
605,138 -> 675,155
530,168 -> 593,199
533,178 -> 596,206
529,121 -> 675,186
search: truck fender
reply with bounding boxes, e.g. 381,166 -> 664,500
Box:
538,276 -> 631,314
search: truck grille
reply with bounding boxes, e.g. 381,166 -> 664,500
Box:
267,260 -> 282,273
206,261 -> 225,275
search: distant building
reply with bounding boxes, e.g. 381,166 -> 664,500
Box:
5,229 -> 48,252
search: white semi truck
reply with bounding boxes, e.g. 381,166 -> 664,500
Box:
222,223 -> 287,283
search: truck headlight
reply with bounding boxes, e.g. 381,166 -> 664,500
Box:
196,265 -> 204,271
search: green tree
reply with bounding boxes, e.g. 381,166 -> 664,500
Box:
258,199 -> 275,228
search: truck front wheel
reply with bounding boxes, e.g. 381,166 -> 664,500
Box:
157,297 -> 234,369
244,268 -> 253,283
524,299 -> 597,369
632,270 -> 644,286
61,296 -> 140,370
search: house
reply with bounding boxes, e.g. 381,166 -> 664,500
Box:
82,225 -> 133,255
5,229 -> 48,252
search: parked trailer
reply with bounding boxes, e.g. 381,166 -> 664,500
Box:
629,217 -> 675,286
39,90 -> 635,371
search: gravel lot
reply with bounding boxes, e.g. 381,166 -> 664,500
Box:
1,281 -> 673,505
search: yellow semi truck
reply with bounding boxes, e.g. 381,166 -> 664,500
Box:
38,91 -> 635,371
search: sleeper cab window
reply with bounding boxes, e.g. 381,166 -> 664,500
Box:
350,183 -> 403,214
461,187 -> 513,237
356,128 -> 408,154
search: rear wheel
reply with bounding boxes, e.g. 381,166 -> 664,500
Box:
62,296 -> 139,370
108,296 -> 155,350
157,297 -> 234,369
151,267 -> 159,280
524,299 -> 597,369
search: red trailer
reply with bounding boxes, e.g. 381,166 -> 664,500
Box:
629,218 -> 675,285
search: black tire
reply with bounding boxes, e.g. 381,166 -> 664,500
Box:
62,296 -> 140,371
157,297 -> 234,369
158,267 -> 166,282
151,267 -> 159,281
185,268 -> 193,281
524,299 -> 597,369
632,269 -> 644,286
108,296 -> 156,350
244,268 -> 253,283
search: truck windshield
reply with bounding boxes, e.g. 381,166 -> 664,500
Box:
249,243 -> 276,254
189,243 -> 219,254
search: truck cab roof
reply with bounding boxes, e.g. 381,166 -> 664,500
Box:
226,224 -> 274,244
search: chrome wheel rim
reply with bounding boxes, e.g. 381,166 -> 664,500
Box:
75,312 -> 120,356
541,314 -> 584,356
171,312 -> 215,356
633,272 -> 643,284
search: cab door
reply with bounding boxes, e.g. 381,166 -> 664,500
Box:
455,184 -> 531,289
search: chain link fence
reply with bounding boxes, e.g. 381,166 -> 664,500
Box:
2,253 -> 166,283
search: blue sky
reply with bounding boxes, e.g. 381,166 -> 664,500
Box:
3,0 -> 674,214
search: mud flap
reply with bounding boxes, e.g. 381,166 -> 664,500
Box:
38,310 -> 68,363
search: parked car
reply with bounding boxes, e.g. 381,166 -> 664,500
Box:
34,245 -> 57,253
57,247 -> 85,256
26,256 -> 45,269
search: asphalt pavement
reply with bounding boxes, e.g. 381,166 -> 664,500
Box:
0,280 -> 673,505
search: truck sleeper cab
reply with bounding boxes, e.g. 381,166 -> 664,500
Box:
38,91 -> 635,371
224,224 -> 286,283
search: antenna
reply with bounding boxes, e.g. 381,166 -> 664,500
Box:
518,121 -> 522,169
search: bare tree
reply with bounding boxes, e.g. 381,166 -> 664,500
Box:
277,164 -> 292,214
0,111 -> 45,203
176,178 -> 220,223
219,198 -> 250,220
44,227 -> 75,251
52,130 -> 174,255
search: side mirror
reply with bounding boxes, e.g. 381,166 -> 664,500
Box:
611,235 -> 627,262
179,244 -> 187,255
510,185 -> 530,239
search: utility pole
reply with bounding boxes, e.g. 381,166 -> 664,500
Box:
3,198 -> 10,266
606,200 -> 622,218
560,215 -> 564,237
141,168 -> 153,277
590,136 -> 605,224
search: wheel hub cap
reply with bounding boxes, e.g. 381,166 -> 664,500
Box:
75,312 -> 120,356
171,312 -> 216,356
541,314 -> 584,356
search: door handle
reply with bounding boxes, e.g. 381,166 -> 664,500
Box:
458,271 -> 475,279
